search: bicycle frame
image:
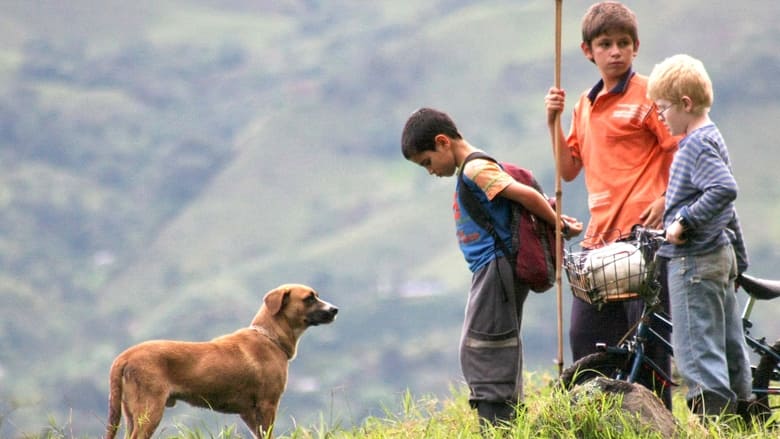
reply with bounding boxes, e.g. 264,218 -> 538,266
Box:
570,227 -> 780,409
742,293 -> 780,397
590,277 -> 780,406
598,304 -> 674,388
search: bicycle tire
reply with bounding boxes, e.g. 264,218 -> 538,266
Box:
751,338 -> 780,421
559,351 -> 631,390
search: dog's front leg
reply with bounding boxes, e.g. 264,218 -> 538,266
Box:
241,401 -> 277,439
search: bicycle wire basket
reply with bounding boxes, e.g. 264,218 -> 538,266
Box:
563,227 -> 662,306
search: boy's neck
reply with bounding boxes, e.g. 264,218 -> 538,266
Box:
686,114 -> 712,135
589,69 -> 632,102
453,141 -> 479,168
601,69 -> 632,95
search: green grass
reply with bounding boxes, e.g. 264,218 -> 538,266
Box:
23,373 -> 780,439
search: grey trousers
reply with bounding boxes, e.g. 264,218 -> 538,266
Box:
460,256 -> 530,406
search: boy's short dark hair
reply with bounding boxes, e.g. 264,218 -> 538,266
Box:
581,1 -> 638,47
401,107 -> 462,159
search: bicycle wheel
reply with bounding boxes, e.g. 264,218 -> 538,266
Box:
751,339 -> 780,421
559,351 -> 631,390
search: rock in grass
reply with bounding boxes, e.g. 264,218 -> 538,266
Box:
570,377 -> 678,438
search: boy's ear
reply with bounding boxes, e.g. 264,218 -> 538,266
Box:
580,42 -> 594,62
433,133 -> 449,150
680,96 -> 694,112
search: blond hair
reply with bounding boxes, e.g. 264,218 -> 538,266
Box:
647,54 -> 713,116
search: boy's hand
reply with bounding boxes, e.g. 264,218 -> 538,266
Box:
666,220 -> 687,245
545,87 -> 566,126
561,215 -> 583,239
639,197 -> 665,229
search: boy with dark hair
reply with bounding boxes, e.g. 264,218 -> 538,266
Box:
647,53 -> 752,417
401,107 -> 582,426
544,1 -> 678,407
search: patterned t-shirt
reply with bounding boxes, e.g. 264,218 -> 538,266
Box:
454,158 -> 514,272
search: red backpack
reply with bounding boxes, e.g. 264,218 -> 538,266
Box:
458,152 -> 560,292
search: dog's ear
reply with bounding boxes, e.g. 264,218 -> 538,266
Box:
264,287 -> 291,315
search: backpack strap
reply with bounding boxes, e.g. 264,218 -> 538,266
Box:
457,152 -> 514,261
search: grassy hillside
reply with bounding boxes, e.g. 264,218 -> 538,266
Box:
24,376 -> 780,438
0,0 -> 779,437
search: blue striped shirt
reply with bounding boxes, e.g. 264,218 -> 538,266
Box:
658,123 -> 748,273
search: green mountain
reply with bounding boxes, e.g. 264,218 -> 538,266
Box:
1,1 -> 778,436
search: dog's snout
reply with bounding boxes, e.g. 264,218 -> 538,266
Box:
306,301 -> 339,326
318,299 -> 337,313
323,304 -> 338,320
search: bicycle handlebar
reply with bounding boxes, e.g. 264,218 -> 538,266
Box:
630,225 -> 666,241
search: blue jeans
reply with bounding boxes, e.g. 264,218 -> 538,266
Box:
667,244 -> 751,413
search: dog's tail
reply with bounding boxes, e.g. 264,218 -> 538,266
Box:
105,357 -> 124,439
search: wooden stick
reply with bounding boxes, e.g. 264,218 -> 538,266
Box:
554,0 -> 564,377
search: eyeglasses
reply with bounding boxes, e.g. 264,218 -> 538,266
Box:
656,103 -> 674,121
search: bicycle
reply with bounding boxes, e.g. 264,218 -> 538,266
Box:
558,225 -> 779,420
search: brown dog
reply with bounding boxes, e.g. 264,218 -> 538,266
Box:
105,284 -> 338,439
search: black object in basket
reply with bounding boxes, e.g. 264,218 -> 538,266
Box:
564,234 -> 660,305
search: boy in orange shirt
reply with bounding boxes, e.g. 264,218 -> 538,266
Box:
544,1 -> 677,407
